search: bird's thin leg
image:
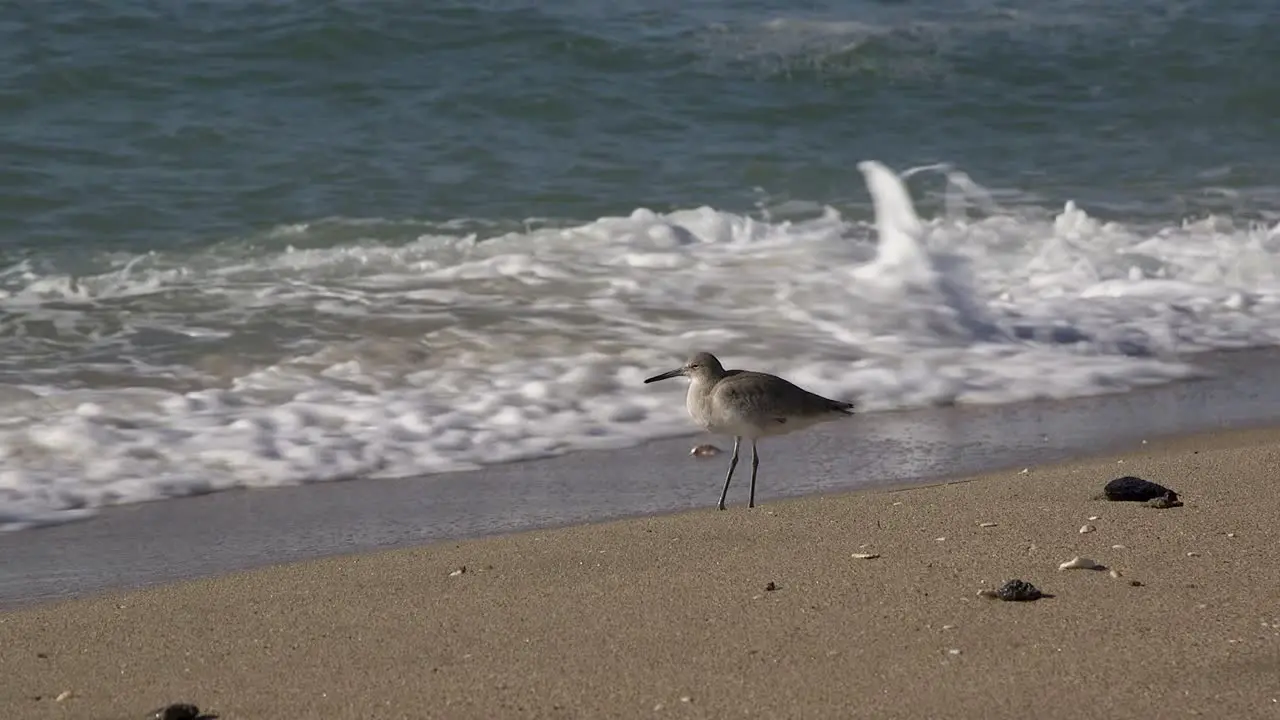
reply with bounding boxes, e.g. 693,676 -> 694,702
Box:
749,440 -> 760,508
718,437 -> 741,511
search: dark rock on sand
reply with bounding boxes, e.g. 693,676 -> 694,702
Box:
148,704 -> 215,720
994,579 -> 1044,601
980,579 -> 1046,602
1102,476 -> 1181,506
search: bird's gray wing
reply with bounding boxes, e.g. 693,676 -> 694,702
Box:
715,372 -> 853,425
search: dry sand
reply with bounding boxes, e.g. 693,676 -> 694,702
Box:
4,428 -> 1280,719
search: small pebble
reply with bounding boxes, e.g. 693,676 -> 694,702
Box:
1129,580 -> 1144,587
850,553 -> 880,560
981,579 -> 1045,602
680,696 -> 692,703
1079,524 -> 1095,534
148,705 -> 203,720
978,522 -> 998,528
1111,544 -> 1126,549
935,537 -> 947,542
55,691 -> 72,703
942,624 -> 956,630
1108,569 -> 1123,579
448,566 -> 466,577
1186,552 -> 1200,558
1227,533 -> 1236,538
1088,515 -> 1100,521
947,648 -> 962,656
764,581 -> 778,592
1103,476 -> 1180,505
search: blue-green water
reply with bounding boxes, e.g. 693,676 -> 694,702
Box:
3,0 -> 1276,252
1,0 -> 1278,530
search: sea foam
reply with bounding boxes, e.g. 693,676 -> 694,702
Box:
1,161 -> 1277,530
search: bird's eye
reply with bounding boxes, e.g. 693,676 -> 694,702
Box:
688,363 -> 699,369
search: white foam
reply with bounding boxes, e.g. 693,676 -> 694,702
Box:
0,160 -> 1278,530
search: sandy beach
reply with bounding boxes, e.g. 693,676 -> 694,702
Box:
4,426 -> 1280,719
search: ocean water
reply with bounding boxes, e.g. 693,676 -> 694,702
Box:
1,0 -> 1277,530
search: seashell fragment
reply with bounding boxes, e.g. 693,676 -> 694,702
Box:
1058,556 -> 1104,571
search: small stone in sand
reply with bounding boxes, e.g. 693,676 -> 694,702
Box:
978,522 -> 998,528
947,648 -> 962,655
147,704 -> 205,720
1058,556 -> 1105,571
55,691 -> 72,702
448,566 -> 467,577
1108,569 -> 1123,579
689,444 -> 721,458
764,581 -> 778,592
850,552 -> 880,560
980,579 -> 1045,602
1129,580 -> 1144,587
1186,552 -> 1200,557
1079,524 -> 1095,534
1102,476 -> 1181,506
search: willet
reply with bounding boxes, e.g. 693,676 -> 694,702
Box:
644,352 -> 855,510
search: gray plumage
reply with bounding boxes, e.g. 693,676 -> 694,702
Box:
644,351 -> 855,510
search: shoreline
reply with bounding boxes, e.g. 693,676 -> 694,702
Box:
4,420 -> 1280,718
5,347 -> 1280,608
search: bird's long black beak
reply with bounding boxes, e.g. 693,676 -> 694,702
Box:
643,368 -> 684,384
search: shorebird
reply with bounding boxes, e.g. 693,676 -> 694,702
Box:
644,351 -> 856,510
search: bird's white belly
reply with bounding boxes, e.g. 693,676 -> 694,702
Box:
687,384 -> 791,439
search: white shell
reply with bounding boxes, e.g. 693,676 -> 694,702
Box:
1058,556 -> 1104,571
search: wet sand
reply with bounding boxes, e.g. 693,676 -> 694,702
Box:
4,426 -> 1280,719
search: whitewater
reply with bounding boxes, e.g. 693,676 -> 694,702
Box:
2,161 -> 1278,530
